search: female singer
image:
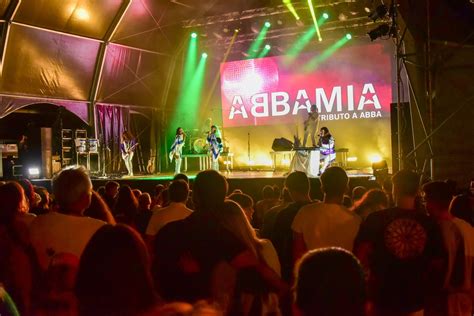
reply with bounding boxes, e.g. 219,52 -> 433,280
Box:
120,130 -> 137,177
318,127 -> 336,174
169,127 -> 186,175
207,125 -> 223,171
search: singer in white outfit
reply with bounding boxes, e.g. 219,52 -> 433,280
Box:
169,127 -> 186,175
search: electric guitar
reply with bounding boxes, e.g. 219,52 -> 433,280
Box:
121,142 -> 139,159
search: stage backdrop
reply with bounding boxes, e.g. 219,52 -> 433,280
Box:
219,41 -> 395,169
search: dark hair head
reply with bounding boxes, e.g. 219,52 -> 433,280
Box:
262,185 -> 275,199
19,179 -> 34,207
392,170 -> 420,197
320,127 -> 329,134
321,167 -> 348,197
83,191 -> 116,224
285,171 -> 310,195
122,130 -> 134,141
228,193 -> 254,209
105,181 -> 119,191
450,194 -> 474,226
295,247 -> 366,316
173,173 -> 189,184
423,181 -> 453,209
353,189 -> 389,218
175,127 -> 182,135
75,224 -> 156,315
211,125 -> 217,129
0,181 -> 28,225
114,185 -> 138,222
169,180 -> 189,203
192,170 -> 228,212
154,184 -> 165,196
352,186 -> 367,202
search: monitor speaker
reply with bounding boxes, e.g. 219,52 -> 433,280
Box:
272,138 -> 293,151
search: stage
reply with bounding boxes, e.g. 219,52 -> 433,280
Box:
32,169 -> 376,202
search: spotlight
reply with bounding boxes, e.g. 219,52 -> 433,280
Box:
265,44 -> 271,50
234,28 -> 239,33
367,24 -> 390,41
345,33 -> 352,40
28,167 -> 40,179
368,5 -> 388,21
264,21 -> 271,28
191,32 -> 197,38
322,12 -> 329,19
201,52 -> 208,58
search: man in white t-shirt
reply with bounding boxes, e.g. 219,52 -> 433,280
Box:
146,179 -> 192,236
29,166 -> 105,271
292,166 -> 361,262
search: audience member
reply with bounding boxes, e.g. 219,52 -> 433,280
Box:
83,191 -> 116,224
272,171 -> 313,282
254,185 -> 279,228
261,188 -> 292,239
153,170 -> 276,304
103,181 -> 119,210
0,182 -> 38,315
352,189 -> 389,221
114,185 -> 138,225
292,167 -> 360,262
31,186 -> 50,215
294,248 -> 366,316
423,181 -> 474,316
96,186 -> 106,198
75,224 -> 159,316
213,200 -> 282,315
383,177 -> 394,207
354,170 -> 446,316
450,194 -> 474,227
133,189 -> 142,199
136,193 -> 153,234
29,166 -> 105,271
352,186 -> 367,204
152,184 -> 165,208
228,193 -> 255,223
146,180 -> 192,236
217,200 -> 280,276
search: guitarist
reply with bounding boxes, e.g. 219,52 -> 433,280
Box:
120,130 -> 137,177
302,104 -> 319,147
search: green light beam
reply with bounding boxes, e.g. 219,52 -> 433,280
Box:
257,44 -> 271,58
180,35 -> 198,92
303,35 -> 351,72
308,0 -> 322,41
284,27 -> 316,65
247,22 -> 271,58
283,0 -> 300,20
181,55 -> 208,126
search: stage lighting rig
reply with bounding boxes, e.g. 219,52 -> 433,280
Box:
367,24 -> 389,41
368,4 -> 388,21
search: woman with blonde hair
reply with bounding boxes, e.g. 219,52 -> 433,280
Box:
213,200 -> 283,315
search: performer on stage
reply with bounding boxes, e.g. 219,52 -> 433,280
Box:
318,127 -> 336,174
169,127 -> 186,175
303,104 -> 319,147
207,125 -> 223,171
120,130 -> 137,177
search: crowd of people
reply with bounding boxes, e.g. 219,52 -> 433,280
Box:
0,166 -> 473,316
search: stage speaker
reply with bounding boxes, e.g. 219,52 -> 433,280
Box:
89,153 -> 100,173
390,102 -> 414,173
272,138 -> 293,152
41,128 -> 52,179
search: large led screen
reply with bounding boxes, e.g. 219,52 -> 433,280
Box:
219,41 -> 395,169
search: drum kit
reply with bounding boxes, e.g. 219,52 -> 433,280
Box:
186,127 -> 230,154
